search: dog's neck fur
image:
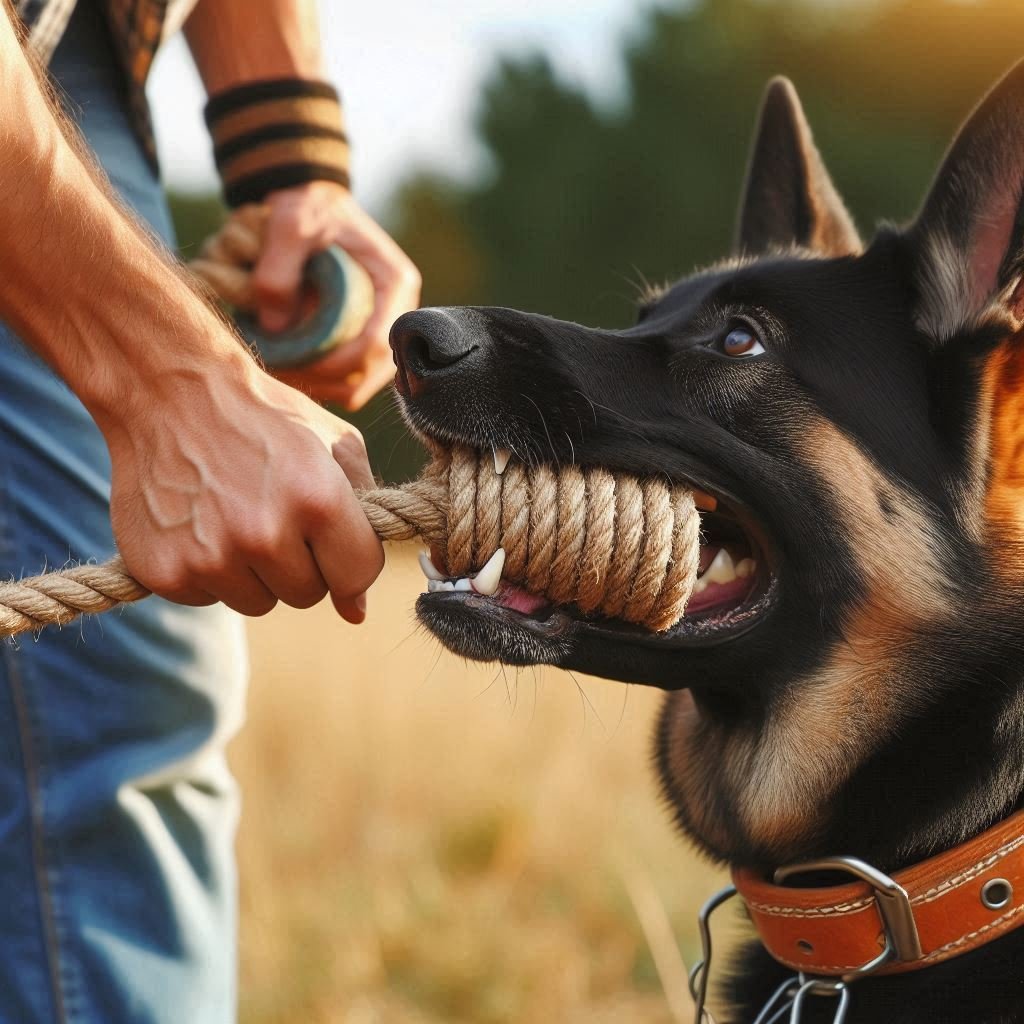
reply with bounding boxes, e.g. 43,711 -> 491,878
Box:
668,626 -> 1024,1022
659,624 -> 1024,872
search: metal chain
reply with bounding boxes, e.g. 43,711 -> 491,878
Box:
689,886 -> 853,1024
789,976 -> 851,1024
688,885 -> 737,1024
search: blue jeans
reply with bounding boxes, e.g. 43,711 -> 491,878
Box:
0,5 -> 247,1022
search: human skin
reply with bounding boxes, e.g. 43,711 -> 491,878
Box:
185,0 -> 422,410
0,4 -> 384,623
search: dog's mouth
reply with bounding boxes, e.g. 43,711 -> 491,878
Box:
414,444 -> 779,670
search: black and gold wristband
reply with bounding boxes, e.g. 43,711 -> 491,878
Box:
205,78 -> 350,208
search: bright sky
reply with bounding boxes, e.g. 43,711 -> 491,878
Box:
147,0 -> 669,216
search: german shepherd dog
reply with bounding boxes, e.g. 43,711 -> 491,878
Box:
390,60 -> 1024,1022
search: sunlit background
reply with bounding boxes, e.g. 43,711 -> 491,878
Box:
145,2 -> 1024,1021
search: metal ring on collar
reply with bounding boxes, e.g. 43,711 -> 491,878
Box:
772,855 -> 924,979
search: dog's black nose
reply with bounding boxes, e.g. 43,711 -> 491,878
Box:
390,308 -> 479,395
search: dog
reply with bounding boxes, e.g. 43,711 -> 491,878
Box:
389,59 -> 1024,1023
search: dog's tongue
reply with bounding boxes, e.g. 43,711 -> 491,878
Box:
488,546 -> 725,618
496,583 -> 548,615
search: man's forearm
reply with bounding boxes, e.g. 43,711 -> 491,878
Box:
0,8 -> 251,427
185,0 -> 326,92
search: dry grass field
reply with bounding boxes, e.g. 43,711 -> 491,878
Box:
234,545 -> 731,1024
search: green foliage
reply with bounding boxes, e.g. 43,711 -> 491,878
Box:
168,190 -> 225,258
394,0 -> 1024,329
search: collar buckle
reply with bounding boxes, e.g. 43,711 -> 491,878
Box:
773,855 -> 923,979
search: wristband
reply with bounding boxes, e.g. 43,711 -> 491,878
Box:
205,78 -> 350,207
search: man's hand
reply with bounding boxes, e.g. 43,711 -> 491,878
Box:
0,4 -> 386,624
102,358 -> 384,623
251,181 -> 421,411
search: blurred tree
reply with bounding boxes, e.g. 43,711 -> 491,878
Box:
168,190 -> 224,258
394,0 -> 1024,331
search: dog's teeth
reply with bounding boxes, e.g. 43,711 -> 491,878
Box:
493,447 -> 512,476
454,578 -> 473,591
692,577 -> 708,594
427,579 -> 443,593
735,558 -> 756,579
704,548 -> 737,584
418,550 -> 446,581
471,547 -> 506,596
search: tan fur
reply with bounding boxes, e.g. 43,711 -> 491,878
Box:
661,417 -> 956,862
984,334 -> 1024,552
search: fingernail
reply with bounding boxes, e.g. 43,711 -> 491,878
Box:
355,593 -> 367,615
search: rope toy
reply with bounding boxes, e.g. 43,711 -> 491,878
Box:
0,448 -> 702,639
189,205 -> 374,369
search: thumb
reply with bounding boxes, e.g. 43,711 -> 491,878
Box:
251,215 -> 310,333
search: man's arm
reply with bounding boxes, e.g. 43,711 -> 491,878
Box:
0,5 -> 383,621
185,0 -> 421,410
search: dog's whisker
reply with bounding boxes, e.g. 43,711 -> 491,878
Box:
521,393 -> 560,464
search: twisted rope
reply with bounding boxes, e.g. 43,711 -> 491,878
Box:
0,447 -> 701,638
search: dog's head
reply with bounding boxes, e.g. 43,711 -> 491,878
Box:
391,65 -> 1024,868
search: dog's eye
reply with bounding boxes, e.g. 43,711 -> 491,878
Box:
718,326 -> 765,358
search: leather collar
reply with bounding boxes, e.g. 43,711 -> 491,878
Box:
732,808 -> 1024,979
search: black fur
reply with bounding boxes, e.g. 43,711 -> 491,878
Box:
389,60 -> 1024,1022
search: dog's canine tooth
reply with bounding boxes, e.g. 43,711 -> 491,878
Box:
418,550 -> 446,581
471,547 -> 506,596
493,446 -> 512,475
454,578 -> 473,592
692,577 -> 709,594
735,558 -> 756,579
704,548 -> 737,584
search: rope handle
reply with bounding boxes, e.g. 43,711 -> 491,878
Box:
0,484 -> 445,639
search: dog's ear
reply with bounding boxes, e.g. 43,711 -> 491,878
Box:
735,77 -> 861,258
910,60 -> 1024,342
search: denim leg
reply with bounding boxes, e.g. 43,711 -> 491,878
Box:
0,6 -> 246,1023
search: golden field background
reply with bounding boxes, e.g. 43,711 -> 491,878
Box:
233,545 -> 730,1024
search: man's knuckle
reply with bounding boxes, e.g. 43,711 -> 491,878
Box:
333,428 -> 368,460
303,492 -> 340,527
286,580 -> 329,610
241,519 -> 283,557
187,551 -> 229,581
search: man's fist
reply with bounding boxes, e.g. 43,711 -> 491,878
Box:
103,356 -> 384,623
252,181 -> 421,410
